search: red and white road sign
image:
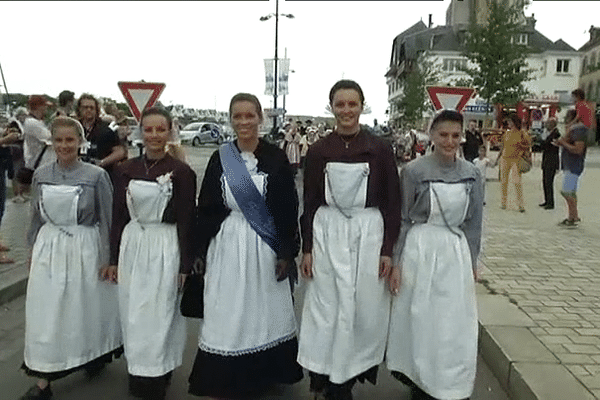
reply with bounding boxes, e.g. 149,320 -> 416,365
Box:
427,86 -> 475,112
118,81 -> 166,122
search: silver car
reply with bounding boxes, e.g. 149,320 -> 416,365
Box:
180,122 -> 226,146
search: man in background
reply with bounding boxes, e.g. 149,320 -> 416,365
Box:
76,94 -> 127,181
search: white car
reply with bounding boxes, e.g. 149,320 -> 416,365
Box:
180,122 -> 227,146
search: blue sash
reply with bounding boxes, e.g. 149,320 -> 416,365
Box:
219,142 -> 280,254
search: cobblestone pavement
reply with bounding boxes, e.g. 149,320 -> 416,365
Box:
480,147 -> 600,398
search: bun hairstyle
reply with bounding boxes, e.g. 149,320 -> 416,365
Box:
51,116 -> 85,141
140,106 -> 173,129
229,93 -> 263,122
329,79 -> 365,106
429,110 -> 463,132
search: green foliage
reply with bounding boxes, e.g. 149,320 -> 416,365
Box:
394,53 -> 440,129
462,0 -> 533,106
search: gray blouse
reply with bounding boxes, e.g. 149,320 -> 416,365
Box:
396,155 -> 483,269
27,160 -> 113,267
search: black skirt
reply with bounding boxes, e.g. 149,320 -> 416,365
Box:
188,337 -> 303,398
21,345 -> 124,381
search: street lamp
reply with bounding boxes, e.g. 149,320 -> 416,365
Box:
260,0 -> 294,132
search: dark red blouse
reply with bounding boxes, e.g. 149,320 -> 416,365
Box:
300,129 -> 401,257
109,154 -> 197,273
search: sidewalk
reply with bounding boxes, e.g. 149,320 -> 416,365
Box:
477,147 -> 600,399
1,148 -> 599,399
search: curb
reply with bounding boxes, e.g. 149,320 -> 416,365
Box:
476,282 -> 595,400
0,275 -> 27,307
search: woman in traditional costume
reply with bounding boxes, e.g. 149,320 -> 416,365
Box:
20,117 -> 122,400
386,110 -> 483,400
298,80 -> 401,400
188,92 -> 303,398
108,107 -> 196,400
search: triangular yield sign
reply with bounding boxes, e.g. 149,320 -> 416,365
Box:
427,86 -> 475,112
118,81 -> 166,122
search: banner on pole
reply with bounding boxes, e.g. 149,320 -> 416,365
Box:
264,59 -> 274,96
279,58 -> 289,96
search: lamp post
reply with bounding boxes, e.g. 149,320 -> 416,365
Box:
260,0 -> 294,132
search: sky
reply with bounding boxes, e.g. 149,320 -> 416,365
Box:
1,0 -> 599,124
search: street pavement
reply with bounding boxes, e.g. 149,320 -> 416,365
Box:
3,144 -> 599,399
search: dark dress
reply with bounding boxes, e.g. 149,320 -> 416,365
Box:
188,139 -> 303,398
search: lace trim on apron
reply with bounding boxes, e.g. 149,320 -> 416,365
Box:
199,331 -> 296,356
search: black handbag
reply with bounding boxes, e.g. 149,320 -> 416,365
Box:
17,145 -> 48,185
180,259 -> 204,318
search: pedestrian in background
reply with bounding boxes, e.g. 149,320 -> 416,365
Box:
108,107 -> 196,400
495,113 -> 531,212
571,88 -> 595,144
188,93 -> 302,398
10,108 -> 29,203
387,110 -> 483,400
20,117 -> 122,400
54,90 -> 75,118
539,117 -> 560,210
20,96 -> 56,195
0,121 -> 22,263
298,80 -> 401,400
473,145 -> 491,205
555,109 -> 587,227
76,93 -> 127,180
462,119 -> 484,162
284,120 -> 301,172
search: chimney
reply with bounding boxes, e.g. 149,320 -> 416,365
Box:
429,14 -> 433,28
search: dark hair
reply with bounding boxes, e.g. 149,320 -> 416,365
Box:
572,88 -> 585,101
565,109 -> 577,123
76,93 -> 100,120
505,113 -> 522,130
58,90 -> 75,107
430,110 -> 463,132
140,106 -> 173,129
229,93 -> 263,122
329,79 -> 365,106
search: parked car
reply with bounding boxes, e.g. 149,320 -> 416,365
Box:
180,122 -> 227,146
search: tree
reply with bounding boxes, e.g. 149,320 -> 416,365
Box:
394,52 -> 440,129
463,0 -> 533,107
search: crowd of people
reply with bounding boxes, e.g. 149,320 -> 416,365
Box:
0,81 -> 590,400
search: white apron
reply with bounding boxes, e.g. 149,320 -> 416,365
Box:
118,178 -> 186,377
298,162 -> 391,384
200,153 -> 297,355
387,182 -> 478,399
25,184 -> 121,372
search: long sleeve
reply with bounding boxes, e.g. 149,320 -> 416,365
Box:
460,169 -> 484,270
195,151 -> 230,263
95,169 -> 114,267
378,142 -> 401,257
393,166 -> 417,265
174,165 -> 197,274
109,165 -> 131,265
26,172 -> 44,247
300,145 -> 325,254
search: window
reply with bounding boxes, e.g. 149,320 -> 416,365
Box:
556,59 -> 570,73
511,34 -> 528,45
443,58 -> 467,73
582,56 -> 588,75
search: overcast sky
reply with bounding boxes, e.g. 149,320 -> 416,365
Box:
1,0 -> 598,123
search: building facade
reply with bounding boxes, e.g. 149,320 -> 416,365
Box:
579,26 -> 600,103
386,0 -> 580,127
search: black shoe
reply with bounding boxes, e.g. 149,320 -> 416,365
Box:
544,204 -> 554,210
20,384 -> 52,400
539,202 -> 547,207
84,360 -> 106,379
